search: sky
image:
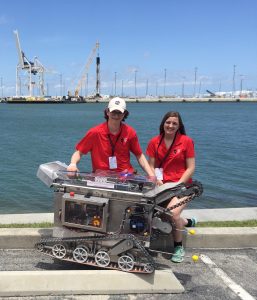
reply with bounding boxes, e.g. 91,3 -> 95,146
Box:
1,0 -> 257,97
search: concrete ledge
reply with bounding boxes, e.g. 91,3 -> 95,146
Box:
0,228 -> 52,249
185,227 -> 257,248
1,227 -> 257,249
0,269 -> 184,296
0,213 -> 53,224
182,207 -> 257,222
1,207 -> 257,225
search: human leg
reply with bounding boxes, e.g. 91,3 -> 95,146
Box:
167,196 -> 188,263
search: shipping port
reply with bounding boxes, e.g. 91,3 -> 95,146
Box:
1,31 -> 257,104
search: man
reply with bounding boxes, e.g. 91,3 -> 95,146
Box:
67,97 -> 154,177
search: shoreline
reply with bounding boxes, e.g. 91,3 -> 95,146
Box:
2,97 -> 257,104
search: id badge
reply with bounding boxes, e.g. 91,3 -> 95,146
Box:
109,156 -> 117,169
154,168 -> 163,180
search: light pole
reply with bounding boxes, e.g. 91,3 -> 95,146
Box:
181,77 -> 185,98
198,81 -> 202,96
164,68 -> 167,96
156,81 -> 158,97
111,83 -> 113,96
121,80 -> 124,97
86,73 -> 88,97
240,74 -> 244,95
134,70 -> 137,96
114,72 -> 117,96
0,77 -> 3,98
146,79 -> 148,96
194,67 -> 198,97
19,76 -> 21,96
59,73 -> 62,96
233,64 -> 236,96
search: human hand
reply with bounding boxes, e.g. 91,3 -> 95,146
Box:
67,163 -> 79,177
148,175 -> 157,183
156,180 -> 163,186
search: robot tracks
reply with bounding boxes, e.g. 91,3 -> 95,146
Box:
35,233 -> 155,274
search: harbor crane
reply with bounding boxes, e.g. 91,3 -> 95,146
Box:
68,41 -> 100,99
13,30 -> 46,97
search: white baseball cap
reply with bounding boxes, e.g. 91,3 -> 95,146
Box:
108,97 -> 126,113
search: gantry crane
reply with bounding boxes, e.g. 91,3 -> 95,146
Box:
13,30 -> 46,97
69,41 -> 100,99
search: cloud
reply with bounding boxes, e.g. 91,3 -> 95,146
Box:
143,51 -> 151,59
0,15 -> 8,25
38,35 -> 66,45
125,66 -> 140,74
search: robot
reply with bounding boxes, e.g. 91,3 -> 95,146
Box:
36,161 -> 203,274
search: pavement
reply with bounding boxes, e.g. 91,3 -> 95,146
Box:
0,207 -> 256,298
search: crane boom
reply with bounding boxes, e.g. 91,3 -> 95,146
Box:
13,30 -> 46,97
74,41 -> 100,97
13,30 -> 26,68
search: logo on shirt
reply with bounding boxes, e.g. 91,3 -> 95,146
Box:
120,137 -> 128,144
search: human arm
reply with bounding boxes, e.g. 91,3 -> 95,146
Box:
67,150 -> 84,172
137,153 -> 153,176
177,157 -> 195,184
136,153 -> 155,178
148,156 -> 163,186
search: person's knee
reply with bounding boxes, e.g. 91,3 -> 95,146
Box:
172,213 -> 181,222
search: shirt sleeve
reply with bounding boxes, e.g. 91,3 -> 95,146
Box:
129,132 -> 143,156
146,138 -> 156,158
186,137 -> 195,158
75,129 -> 95,154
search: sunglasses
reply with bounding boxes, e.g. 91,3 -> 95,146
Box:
110,110 -> 123,115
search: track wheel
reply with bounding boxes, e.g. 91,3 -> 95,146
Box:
143,263 -> 154,273
73,245 -> 89,263
95,250 -> 110,267
52,243 -> 67,259
37,243 -> 45,252
118,254 -> 135,272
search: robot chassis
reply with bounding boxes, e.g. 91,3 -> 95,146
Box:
36,161 -> 203,274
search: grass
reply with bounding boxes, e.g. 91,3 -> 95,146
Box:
197,220 -> 257,227
0,220 -> 257,228
0,222 -> 53,228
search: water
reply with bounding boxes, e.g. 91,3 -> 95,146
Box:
0,102 -> 256,213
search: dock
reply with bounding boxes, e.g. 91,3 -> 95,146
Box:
2,97 -> 257,104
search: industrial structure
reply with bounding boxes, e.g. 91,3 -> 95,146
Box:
96,53 -> 101,97
68,41 -> 100,99
13,30 -> 46,98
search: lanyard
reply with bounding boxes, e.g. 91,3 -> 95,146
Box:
107,127 -> 123,156
156,132 -> 177,168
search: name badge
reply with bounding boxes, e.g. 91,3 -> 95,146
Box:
109,156 -> 117,169
154,168 -> 163,180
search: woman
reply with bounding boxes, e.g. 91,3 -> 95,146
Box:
146,111 -> 196,263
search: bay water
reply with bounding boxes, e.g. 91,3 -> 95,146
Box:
0,102 -> 256,213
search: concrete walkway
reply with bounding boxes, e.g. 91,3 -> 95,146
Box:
0,207 -> 257,224
0,208 -> 256,297
182,207 -> 257,221
0,207 -> 257,249
0,269 -> 184,296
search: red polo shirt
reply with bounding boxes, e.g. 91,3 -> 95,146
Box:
76,122 -> 142,173
146,132 -> 195,183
